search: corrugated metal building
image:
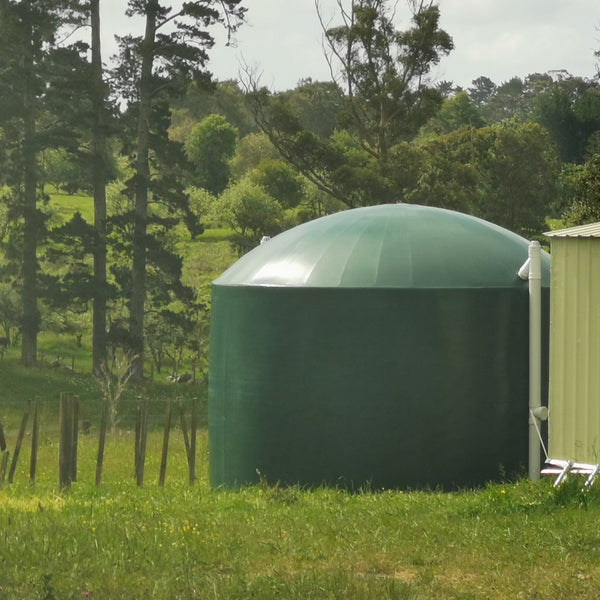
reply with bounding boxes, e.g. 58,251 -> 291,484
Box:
545,222 -> 600,463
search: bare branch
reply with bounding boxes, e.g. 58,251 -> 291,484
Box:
95,351 -> 138,431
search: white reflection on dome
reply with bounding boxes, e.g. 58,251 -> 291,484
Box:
251,258 -> 312,285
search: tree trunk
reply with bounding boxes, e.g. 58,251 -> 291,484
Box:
129,3 -> 157,381
0,0 -> 7,35
21,27 -> 39,367
91,0 -> 108,375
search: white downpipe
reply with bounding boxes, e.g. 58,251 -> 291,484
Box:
527,241 -> 542,481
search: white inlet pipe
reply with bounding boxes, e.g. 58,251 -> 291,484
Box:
527,241 -> 542,481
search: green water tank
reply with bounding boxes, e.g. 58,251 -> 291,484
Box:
209,204 -> 550,489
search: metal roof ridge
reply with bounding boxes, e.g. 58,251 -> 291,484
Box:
545,221 -> 600,238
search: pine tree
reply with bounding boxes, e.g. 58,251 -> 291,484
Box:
113,1 -> 245,379
0,0 -> 84,366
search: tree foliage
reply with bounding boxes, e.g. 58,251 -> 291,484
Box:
2,0 -> 600,377
474,121 -> 559,234
533,81 -> 600,163
215,178 -> 284,254
112,0 -> 245,379
246,159 -> 305,209
562,155 -> 600,226
246,0 -> 453,207
418,92 -> 485,137
320,0 -> 453,157
278,79 -> 343,138
185,114 -> 238,195
229,132 -> 280,179
171,79 -> 256,140
0,0 -> 89,366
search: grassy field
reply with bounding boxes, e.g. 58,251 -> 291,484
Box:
1,359 -> 600,600
2,352 -> 600,595
48,189 -> 95,225
2,434 -> 600,600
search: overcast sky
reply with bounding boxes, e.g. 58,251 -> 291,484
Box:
101,0 -> 600,91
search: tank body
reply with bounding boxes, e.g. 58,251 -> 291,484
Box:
209,204 -> 550,489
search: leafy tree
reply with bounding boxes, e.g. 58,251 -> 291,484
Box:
409,121 -> 559,235
482,77 -> 531,123
436,80 -> 463,99
41,212 -> 97,314
279,78 -> 343,138
171,79 -> 256,141
474,121 -> 559,234
229,132 -> 281,179
467,76 -> 497,108
14,0 -> 118,374
532,80 -> 600,164
246,159 -> 305,209
408,129 -> 480,213
187,186 -> 217,228
248,93 -> 422,207
107,170 -> 200,355
41,148 -> 86,193
418,92 -> 485,137
215,178 -> 284,254
43,310 -> 89,348
246,0 -> 453,208
297,184 -> 348,221
562,155 -> 600,226
326,130 -> 397,204
245,91 -> 347,202
146,306 -> 205,378
533,87 -> 580,163
185,114 -> 238,195
320,0 -> 453,158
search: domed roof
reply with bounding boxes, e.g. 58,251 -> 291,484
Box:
214,204 -> 550,289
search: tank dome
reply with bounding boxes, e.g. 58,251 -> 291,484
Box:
209,204 -> 550,490
215,204 -> 550,288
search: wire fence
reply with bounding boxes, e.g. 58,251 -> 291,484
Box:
0,394 -> 200,489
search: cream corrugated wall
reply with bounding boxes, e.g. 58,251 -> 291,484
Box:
549,238 -> 600,462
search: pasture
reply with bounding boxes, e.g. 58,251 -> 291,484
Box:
1,361 -> 600,599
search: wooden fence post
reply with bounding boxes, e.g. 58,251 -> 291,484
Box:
179,403 -> 190,463
134,398 -> 148,487
189,397 -> 197,485
59,393 -> 74,490
0,420 -> 6,452
0,420 -> 7,488
158,401 -> 172,486
8,402 -> 30,484
71,396 -> 79,482
96,398 -> 109,486
29,397 -> 40,485
0,450 -> 8,485
134,401 -> 141,481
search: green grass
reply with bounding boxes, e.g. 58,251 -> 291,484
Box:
2,441 -> 600,600
198,227 -> 237,242
2,359 -> 600,598
48,189 -> 95,224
